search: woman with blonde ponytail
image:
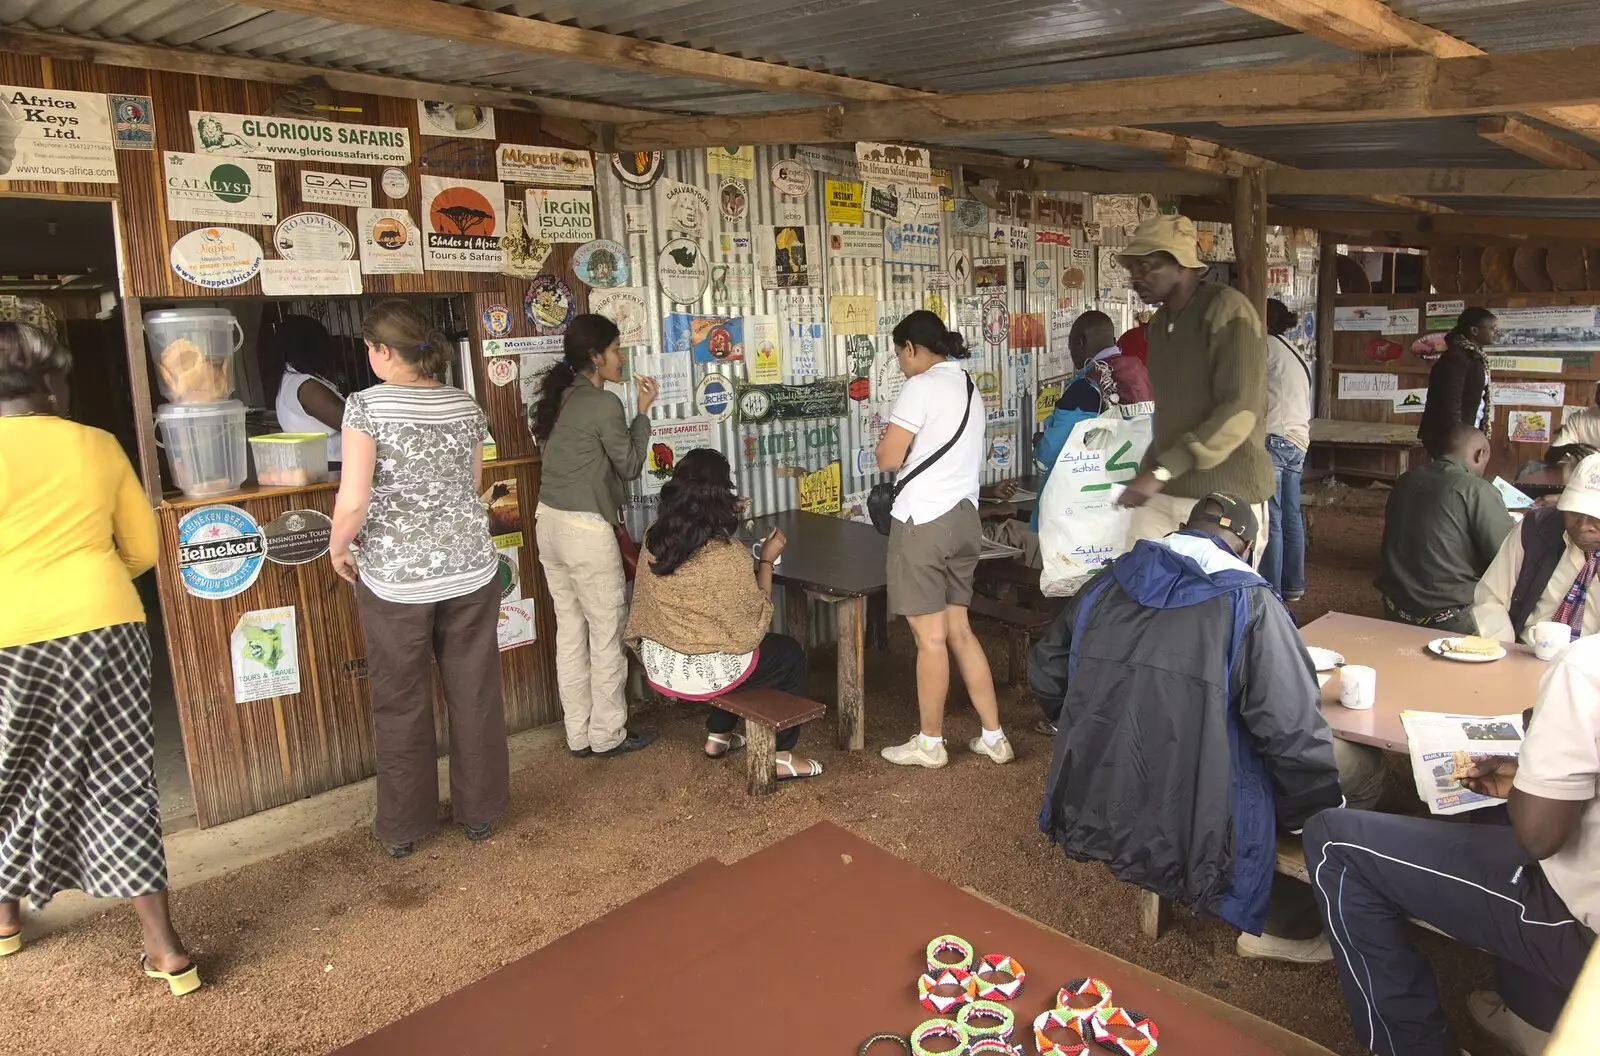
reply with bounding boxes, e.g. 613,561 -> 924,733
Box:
330,299 -> 509,859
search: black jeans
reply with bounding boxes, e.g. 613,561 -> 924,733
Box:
1305,808 -> 1594,1056
707,632 -> 808,752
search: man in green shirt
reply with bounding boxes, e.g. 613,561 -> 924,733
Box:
1114,216 -> 1275,562
1376,426 -> 1514,633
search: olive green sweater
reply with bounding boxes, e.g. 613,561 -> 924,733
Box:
535,381 -> 650,517
1144,284 -> 1275,503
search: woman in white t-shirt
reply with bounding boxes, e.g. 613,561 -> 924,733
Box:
267,314 -> 346,466
874,310 -> 1009,770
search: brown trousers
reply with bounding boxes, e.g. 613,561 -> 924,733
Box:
356,578 -> 510,843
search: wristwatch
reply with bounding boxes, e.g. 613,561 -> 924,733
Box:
1150,464 -> 1174,484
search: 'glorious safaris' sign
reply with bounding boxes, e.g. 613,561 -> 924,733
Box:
189,110 -> 411,166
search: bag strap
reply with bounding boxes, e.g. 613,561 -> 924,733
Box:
892,375 -> 976,501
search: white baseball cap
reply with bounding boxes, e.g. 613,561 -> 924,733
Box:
1557,452 -> 1600,519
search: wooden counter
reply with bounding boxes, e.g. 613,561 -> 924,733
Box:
156,455 -> 556,827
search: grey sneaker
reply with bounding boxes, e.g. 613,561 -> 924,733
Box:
1235,931 -> 1332,964
880,735 -> 949,768
1468,990 -> 1550,1056
969,734 -> 1015,764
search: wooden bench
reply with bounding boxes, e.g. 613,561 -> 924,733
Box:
708,688 -> 825,796
969,594 -> 1055,686
974,557 -> 1043,604
1139,837 -> 1451,939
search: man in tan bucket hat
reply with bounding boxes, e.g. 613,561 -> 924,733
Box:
1112,215 -> 1274,564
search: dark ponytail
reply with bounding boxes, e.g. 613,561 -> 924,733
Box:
891,309 -> 971,360
361,299 -> 451,380
1265,298 -> 1299,337
530,313 -> 621,446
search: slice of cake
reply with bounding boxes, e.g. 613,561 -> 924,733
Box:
1442,635 -> 1500,657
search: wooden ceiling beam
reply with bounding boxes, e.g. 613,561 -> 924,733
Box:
1477,116 -> 1600,170
237,0 -> 925,103
1216,0 -> 1600,143
614,43 -> 1600,149
0,26 -> 654,140
1365,194 -> 1456,214
1178,198 -> 1600,241
1268,168 -> 1600,197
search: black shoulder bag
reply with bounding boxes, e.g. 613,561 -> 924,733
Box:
867,375 -> 976,536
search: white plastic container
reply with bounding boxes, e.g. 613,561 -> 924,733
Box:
249,432 -> 330,487
156,400 -> 248,498
144,307 -> 244,404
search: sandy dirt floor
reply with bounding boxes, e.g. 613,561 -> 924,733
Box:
1,505 -> 1503,1056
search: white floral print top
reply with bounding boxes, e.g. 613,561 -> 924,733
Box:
343,384 -> 496,604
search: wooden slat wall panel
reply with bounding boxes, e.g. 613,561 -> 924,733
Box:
1328,291 -> 1600,479
0,56 -> 580,298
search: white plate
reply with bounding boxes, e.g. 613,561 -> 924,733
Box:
1305,646 -> 1345,672
1427,637 -> 1508,663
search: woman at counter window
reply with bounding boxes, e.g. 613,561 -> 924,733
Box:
329,300 -> 509,859
0,322 -> 198,994
625,449 -> 823,781
530,315 -> 658,758
267,313 -> 346,467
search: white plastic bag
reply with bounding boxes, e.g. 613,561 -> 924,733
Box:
1039,411 -> 1152,596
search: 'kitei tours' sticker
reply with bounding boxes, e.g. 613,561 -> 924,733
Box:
177,505 -> 266,599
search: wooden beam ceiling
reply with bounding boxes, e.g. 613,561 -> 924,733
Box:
0,27 -> 653,141
1476,117 -> 1600,170
237,0 -> 925,103
1216,0 -> 1600,141
1269,168 -> 1600,197
1177,199 -> 1600,243
613,43 -> 1600,149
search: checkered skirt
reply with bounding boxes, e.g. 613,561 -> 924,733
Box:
0,623 -> 167,907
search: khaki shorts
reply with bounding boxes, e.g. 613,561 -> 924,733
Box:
888,500 -> 982,616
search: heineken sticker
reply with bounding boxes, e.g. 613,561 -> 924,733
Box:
177,504 -> 266,599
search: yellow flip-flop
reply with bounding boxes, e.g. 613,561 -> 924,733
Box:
141,954 -> 202,996
0,930 -> 20,957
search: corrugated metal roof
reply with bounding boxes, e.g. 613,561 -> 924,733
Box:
1159,117 -> 1552,171
927,133 -> 1180,172
1389,0 -> 1600,52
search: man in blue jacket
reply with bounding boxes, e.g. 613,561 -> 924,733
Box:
1031,494 -> 1370,953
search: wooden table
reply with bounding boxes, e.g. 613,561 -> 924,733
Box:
1299,612 -> 1543,752
1308,417 -> 1424,482
331,822 -> 1336,1056
750,509 -> 887,750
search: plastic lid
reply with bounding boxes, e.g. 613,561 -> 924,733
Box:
250,432 -> 326,443
155,399 -> 246,420
144,307 -> 239,324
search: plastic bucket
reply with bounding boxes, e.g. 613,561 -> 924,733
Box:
144,307 -> 244,403
156,399 -> 248,498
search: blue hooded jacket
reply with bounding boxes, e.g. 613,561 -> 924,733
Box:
1031,533 -> 1342,934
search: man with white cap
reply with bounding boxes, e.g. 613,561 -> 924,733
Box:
1474,450 -> 1600,645
1112,215 -> 1275,562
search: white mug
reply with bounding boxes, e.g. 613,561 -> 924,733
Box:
1533,621 -> 1573,661
1339,665 -> 1377,710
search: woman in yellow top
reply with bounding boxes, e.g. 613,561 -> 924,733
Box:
0,323 -> 198,995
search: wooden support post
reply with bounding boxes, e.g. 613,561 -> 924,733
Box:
785,585 -> 810,652
1232,167 -> 1269,326
746,723 -> 777,796
1139,890 -> 1170,940
1315,236 -> 1338,420
835,595 -> 866,751
119,293 -> 162,505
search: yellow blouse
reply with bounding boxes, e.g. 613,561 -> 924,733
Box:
0,417 -> 158,648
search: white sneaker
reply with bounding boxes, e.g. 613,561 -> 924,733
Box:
1235,930 -> 1333,964
880,735 -> 949,768
969,734 -> 1015,764
1468,990 -> 1550,1056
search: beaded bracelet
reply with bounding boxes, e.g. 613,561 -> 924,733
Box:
1032,1008 -> 1090,1056
917,966 -> 978,1014
957,999 -> 1016,1041
966,1040 -> 1023,1056
857,1032 -> 912,1056
973,953 -> 1026,1001
1055,976 -> 1115,1015
925,934 -> 976,973
909,1018 -> 969,1056
1088,1007 -> 1159,1056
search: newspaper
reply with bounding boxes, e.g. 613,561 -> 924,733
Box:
1399,711 -> 1525,815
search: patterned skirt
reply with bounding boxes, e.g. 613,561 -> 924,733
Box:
0,623 -> 167,907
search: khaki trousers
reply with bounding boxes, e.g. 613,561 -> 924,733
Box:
1126,491 -> 1270,570
357,578 -> 510,844
535,511 -> 630,753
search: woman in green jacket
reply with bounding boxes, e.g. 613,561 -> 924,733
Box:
530,315 -> 657,757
